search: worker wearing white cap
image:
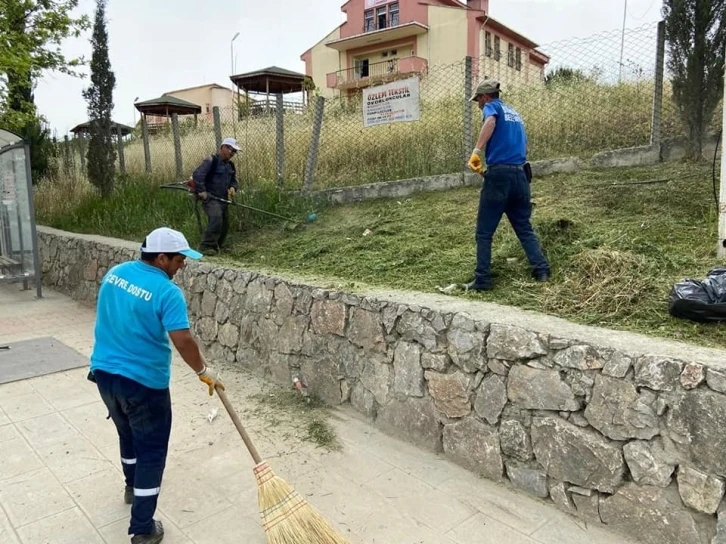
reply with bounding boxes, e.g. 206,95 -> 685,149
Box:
88,227 -> 224,544
191,137 -> 241,256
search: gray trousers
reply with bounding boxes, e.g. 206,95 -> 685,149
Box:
200,199 -> 230,251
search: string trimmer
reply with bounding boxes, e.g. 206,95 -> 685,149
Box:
160,180 -> 315,231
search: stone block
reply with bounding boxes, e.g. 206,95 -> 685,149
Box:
348,308 -> 386,352
531,416 -> 625,493
602,351 -> 633,378
217,322 -> 240,349
350,383 -> 377,419
393,342 -> 424,397
473,374 -> 508,425
278,315 -> 309,355
584,374 -> 659,441
623,440 -> 676,488
487,324 -> 547,361
554,345 -> 607,370
507,365 -> 580,411
681,363 -> 706,390
443,417 -> 503,481
310,299 -> 346,337
446,325 -> 486,373
505,461 -> 548,498
377,397 -> 442,452
272,283 -> 294,325
397,311 -> 439,351
572,491 -> 601,522
677,466 -> 726,515
359,358 -> 392,406
421,352 -> 450,372
426,371 -> 472,418
600,484 -> 716,544
500,419 -> 532,461
301,356 -> 344,406
707,368 -> 726,394
550,481 -> 576,512
635,356 -> 684,392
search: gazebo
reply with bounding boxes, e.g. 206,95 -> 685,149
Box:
229,66 -> 311,115
134,95 -> 202,132
70,120 -> 135,138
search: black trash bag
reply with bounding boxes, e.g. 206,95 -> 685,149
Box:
668,267 -> 726,322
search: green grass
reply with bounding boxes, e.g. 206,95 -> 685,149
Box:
36,161 -> 726,348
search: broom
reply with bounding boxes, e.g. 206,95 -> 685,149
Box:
215,386 -> 350,544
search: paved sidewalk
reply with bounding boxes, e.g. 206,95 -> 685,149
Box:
0,285 -> 637,544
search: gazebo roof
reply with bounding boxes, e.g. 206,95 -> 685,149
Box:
70,120 -> 135,136
134,95 -> 202,116
230,66 -> 308,94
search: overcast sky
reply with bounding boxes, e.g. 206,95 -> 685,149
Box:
34,0 -> 663,135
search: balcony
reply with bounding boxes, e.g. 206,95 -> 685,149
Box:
326,56 -> 428,90
325,21 -> 428,51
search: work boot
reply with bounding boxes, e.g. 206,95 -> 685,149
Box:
461,280 -> 492,292
199,247 -> 217,257
130,520 -> 164,544
534,272 -> 550,282
124,485 -> 133,505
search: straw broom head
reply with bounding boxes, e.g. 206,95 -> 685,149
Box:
254,461 -> 350,544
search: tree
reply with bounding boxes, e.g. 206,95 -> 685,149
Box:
544,66 -> 593,86
83,0 -> 115,196
0,0 -> 90,181
663,0 -> 726,160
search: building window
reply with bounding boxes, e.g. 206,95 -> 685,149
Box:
389,3 -> 399,27
205,103 -> 210,114
515,47 -> 522,71
494,36 -> 501,61
355,58 -> 370,78
485,31 -> 492,57
507,43 -> 514,67
364,10 -> 374,32
377,6 -> 387,29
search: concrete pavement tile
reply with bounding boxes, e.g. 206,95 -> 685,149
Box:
438,475 -> 553,536
15,506 -> 103,544
0,437 -> 44,481
62,401 -> 119,449
100,511 -> 192,544
0,380 -> 34,400
29,371 -> 99,411
364,512 -> 459,544
446,513 -> 538,544
0,391 -> 56,423
35,435 -> 114,484
182,505 -> 265,544
156,460 -> 234,528
0,421 -> 20,442
529,513 -> 638,544
366,468 -> 477,533
0,406 -> 10,426
65,467 -> 130,528
313,443 -> 394,487
0,504 -> 21,544
328,408 -> 387,447
16,412 -> 80,449
0,467 -> 75,528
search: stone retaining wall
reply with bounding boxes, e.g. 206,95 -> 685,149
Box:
37,226 -> 726,544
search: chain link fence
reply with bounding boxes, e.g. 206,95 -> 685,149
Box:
52,21 -> 722,192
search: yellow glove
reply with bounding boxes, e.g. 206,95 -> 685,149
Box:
468,150 -> 483,174
197,364 -> 225,396
227,187 -> 236,199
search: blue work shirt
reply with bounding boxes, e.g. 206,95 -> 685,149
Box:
482,99 -> 527,165
90,260 -> 190,390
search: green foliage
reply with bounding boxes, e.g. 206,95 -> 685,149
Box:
83,0 -> 116,196
0,0 -> 90,181
544,66 -> 594,86
663,0 -> 726,159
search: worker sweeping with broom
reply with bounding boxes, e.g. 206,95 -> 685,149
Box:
87,227 -> 225,544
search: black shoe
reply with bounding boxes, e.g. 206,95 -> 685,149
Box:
461,280 -> 492,292
534,272 -> 550,282
124,485 -> 133,505
131,520 -> 164,544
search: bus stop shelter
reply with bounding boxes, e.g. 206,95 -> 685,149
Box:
0,128 -> 42,298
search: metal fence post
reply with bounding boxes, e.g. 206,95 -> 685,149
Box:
172,113 -> 183,179
213,106 -> 223,150
463,56 -> 473,171
141,116 -> 152,173
275,93 -> 285,189
303,96 -> 325,193
116,125 -> 126,175
650,20 -> 666,148
77,135 -> 86,173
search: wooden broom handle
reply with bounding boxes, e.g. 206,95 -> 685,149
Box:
215,386 -> 263,464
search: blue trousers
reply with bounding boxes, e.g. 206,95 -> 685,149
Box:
94,370 -> 172,536
475,165 -> 550,286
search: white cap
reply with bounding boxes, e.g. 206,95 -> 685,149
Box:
221,137 -> 240,151
141,227 -> 202,260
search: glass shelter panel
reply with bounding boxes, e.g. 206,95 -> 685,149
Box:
0,128 -> 42,297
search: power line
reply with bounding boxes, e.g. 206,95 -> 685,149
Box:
628,0 -> 658,21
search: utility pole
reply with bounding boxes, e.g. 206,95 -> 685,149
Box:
717,67 -> 726,257
231,32 -> 240,75
618,0 -> 628,83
